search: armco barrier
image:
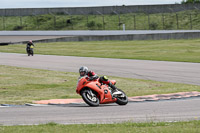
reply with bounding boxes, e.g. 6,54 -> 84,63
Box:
0,3 -> 200,16
25,32 -> 200,43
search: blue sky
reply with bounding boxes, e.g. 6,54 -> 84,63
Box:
1,0 -> 182,8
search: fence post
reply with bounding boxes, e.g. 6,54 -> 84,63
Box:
148,14 -> 150,30
54,15 -> 56,29
1,16 -> 3,30
53,15 -> 56,30
112,11 -> 120,30
70,16 -> 73,30
3,9 -> 6,30
118,14 -> 121,30
3,16 -> 5,30
25,20 -> 27,30
86,15 -> 89,30
190,13 -> 192,30
162,14 -> 165,30
20,16 -> 22,27
96,11 -> 104,30
176,13 -> 179,30
36,16 -> 39,30
103,15 -> 105,30
134,15 -> 136,30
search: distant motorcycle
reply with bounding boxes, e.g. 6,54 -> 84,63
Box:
27,45 -> 34,56
76,77 -> 128,107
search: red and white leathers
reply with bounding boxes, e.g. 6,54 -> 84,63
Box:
87,71 -> 118,91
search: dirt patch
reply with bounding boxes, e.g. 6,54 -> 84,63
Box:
0,88 -> 8,90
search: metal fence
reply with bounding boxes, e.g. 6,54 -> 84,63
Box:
1,3 -> 200,16
1,10 -> 200,30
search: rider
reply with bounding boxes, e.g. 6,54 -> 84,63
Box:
26,40 -> 34,53
78,66 -> 89,80
78,66 -> 121,96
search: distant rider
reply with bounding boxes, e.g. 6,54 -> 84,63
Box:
26,40 -> 34,53
78,66 -> 121,96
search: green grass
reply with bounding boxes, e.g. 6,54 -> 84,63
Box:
0,65 -> 199,105
0,121 -> 200,133
1,39 -> 200,63
1,10 -> 200,30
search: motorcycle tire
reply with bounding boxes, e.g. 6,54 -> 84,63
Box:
81,89 -> 100,107
31,50 -> 34,56
115,89 -> 128,105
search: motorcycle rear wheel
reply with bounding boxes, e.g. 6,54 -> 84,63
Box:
115,89 -> 128,105
81,89 -> 99,107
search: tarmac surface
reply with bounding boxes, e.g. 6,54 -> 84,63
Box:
0,97 -> 200,125
0,36 -> 69,43
1,30 -> 200,36
0,52 -> 200,85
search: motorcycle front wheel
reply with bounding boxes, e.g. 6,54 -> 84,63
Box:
81,89 -> 99,107
115,89 -> 128,105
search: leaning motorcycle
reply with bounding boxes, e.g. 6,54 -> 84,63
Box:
76,77 -> 128,107
27,45 -> 34,56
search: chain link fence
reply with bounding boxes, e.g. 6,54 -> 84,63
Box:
1,10 -> 200,31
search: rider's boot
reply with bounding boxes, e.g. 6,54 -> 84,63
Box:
109,83 -> 122,96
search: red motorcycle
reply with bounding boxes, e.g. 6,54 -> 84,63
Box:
76,77 -> 128,106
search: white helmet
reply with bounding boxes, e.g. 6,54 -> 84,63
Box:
79,66 -> 88,76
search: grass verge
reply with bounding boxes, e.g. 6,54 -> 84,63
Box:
0,121 -> 200,133
1,39 -> 200,63
0,65 -> 199,105
0,39 -> 200,62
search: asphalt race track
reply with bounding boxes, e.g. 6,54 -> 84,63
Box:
1,30 -> 200,36
0,36 -> 68,43
0,98 -> 200,125
0,53 -> 200,85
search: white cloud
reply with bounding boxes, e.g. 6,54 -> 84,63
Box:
0,0 -> 183,8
